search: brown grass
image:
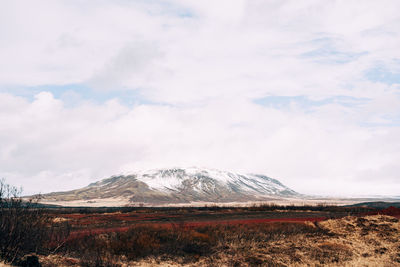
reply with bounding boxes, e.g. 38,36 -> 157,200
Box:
2,197 -> 399,266
50,214 -> 399,267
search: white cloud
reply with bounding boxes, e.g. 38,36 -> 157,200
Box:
1,0 -> 400,196
88,41 -> 164,91
1,0 -> 399,97
0,92 -> 399,196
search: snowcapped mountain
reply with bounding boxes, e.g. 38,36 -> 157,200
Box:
42,167 -> 300,204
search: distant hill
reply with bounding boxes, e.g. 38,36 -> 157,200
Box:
40,167 -> 300,205
346,201 -> 400,209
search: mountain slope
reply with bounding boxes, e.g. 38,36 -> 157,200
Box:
42,167 -> 300,204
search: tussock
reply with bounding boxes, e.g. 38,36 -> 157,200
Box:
41,215 -> 400,266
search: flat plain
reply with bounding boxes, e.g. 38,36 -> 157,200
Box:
32,204 -> 400,266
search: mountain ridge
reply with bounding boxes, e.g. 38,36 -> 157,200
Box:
41,167 -> 300,204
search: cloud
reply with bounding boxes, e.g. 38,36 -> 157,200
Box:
1,0 -> 399,98
0,92 -> 399,196
1,0 -> 400,196
88,41 -> 164,91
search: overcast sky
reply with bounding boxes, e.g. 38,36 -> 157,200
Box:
1,0 -> 400,196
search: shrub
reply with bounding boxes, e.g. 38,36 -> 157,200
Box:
0,179 -> 69,264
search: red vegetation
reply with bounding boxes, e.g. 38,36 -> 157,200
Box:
66,216 -> 327,241
366,206 -> 400,217
377,206 -> 400,217
62,219 -> 329,266
172,217 -> 326,228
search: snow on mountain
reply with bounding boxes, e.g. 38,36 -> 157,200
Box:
42,167 -> 300,204
134,167 -> 296,196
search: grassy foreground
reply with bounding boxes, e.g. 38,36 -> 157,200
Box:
34,214 -> 399,267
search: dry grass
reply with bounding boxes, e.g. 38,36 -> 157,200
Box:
315,215 -> 400,266
37,215 -> 400,266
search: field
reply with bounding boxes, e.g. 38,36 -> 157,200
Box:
29,205 -> 399,266
2,200 -> 400,266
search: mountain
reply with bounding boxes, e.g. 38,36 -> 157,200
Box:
41,167 -> 300,205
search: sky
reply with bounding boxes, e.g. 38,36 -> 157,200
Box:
1,0 -> 400,197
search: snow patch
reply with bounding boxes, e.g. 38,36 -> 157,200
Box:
128,167 -> 295,196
